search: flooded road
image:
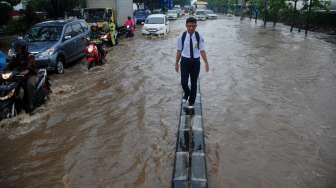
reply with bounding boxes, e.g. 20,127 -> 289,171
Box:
1,16 -> 336,188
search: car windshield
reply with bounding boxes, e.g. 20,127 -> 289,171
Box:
135,12 -> 146,16
145,17 -> 164,24
196,11 -> 206,15
84,9 -> 106,22
25,26 -> 63,42
168,10 -> 177,14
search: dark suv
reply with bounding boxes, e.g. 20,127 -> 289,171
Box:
9,19 -> 90,74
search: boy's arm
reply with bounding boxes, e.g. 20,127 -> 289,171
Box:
200,50 -> 209,72
175,51 -> 182,72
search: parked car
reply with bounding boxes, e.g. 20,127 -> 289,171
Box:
167,9 -> 178,20
195,10 -> 207,21
8,19 -> 90,74
173,6 -> 182,17
134,10 -> 150,24
153,9 -> 163,14
206,10 -> 218,19
142,14 -> 170,36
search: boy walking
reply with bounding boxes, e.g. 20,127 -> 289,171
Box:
175,17 -> 209,108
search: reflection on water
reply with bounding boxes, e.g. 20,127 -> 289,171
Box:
1,16 -> 336,188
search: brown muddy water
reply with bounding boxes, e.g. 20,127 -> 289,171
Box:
0,16 -> 336,188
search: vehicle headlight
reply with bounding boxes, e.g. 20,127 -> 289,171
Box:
0,88 -> 15,101
1,72 -> 12,80
88,46 -> 94,53
8,49 -> 15,57
39,48 -> 55,58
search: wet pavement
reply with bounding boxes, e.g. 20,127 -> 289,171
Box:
1,16 -> 336,188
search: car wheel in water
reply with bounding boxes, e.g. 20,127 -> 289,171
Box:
56,59 -> 64,74
11,103 -> 17,117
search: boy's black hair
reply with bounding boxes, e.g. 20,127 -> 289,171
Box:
186,17 -> 197,24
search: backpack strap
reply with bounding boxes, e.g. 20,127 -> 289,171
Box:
181,31 -> 200,50
195,31 -> 200,49
181,31 -> 187,50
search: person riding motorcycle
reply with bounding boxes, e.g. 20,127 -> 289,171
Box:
123,16 -> 135,37
7,39 -> 37,113
89,23 -> 105,61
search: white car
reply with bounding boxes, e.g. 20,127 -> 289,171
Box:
167,10 -> 178,20
195,10 -> 207,21
206,10 -> 218,19
142,14 -> 170,36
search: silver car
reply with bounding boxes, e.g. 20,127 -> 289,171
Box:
206,10 -> 218,19
195,10 -> 207,21
167,10 -> 178,20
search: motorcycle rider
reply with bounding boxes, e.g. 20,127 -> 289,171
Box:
123,16 -> 135,37
89,23 -> 105,62
7,39 -> 37,113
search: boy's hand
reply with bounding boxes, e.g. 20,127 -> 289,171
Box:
175,63 -> 179,73
205,62 -> 209,72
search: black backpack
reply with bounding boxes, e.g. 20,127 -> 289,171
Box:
181,31 -> 200,50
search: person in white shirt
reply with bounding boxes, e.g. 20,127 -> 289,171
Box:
175,17 -> 209,108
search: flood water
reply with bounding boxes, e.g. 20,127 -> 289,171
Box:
1,16 -> 336,188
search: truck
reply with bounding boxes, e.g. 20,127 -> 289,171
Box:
84,0 -> 133,28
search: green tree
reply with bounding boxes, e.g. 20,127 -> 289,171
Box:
268,0 -> 286,26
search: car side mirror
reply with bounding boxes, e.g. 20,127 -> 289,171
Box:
64,35 -> 71,41
82,36 -> 90,41
18,36 -> 23,40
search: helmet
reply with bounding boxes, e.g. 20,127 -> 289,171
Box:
13,39 -> 28,53
128,16 -> 131,20
91,23 -> 98,30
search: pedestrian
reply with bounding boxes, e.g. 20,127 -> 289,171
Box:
108,18 -> 117,46
175,17 -> 209,109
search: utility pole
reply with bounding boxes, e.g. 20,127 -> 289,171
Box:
305,0 -> 312,36
236,0 -> 239,15
290,0 -> 298,32
250,2 -> 253,21
263,0 -> 268,27
254,0 -> 258,23
241,0 -> 246,20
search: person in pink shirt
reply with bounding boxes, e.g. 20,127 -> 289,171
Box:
124,16 -> 135,37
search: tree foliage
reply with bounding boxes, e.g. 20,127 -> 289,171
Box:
208,0 -> 332,25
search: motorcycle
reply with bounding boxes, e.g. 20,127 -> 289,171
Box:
118,25 -> 134,38
125,25 -> 134,38
0,69 -> 51,120
101,32 -> 112,46
84,37 -> 107,70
